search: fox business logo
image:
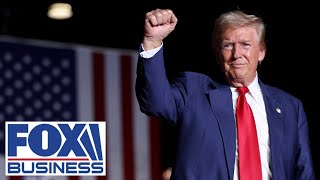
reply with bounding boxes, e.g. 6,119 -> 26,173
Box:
5,121 -> 106,176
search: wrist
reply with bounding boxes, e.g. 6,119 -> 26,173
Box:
142,37 -> 162,50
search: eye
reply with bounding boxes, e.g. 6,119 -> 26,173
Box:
221,43 -> 233,51
241,42 -> 251,49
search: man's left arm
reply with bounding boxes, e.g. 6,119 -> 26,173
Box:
296,100 -> 316,180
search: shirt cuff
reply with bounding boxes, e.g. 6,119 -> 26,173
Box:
139,43 -> 163,58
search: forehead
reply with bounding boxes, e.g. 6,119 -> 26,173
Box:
222,26 -> 258,40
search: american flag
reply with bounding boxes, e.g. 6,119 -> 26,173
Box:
0,36 -> 162,180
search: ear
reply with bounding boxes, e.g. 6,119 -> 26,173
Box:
258,48 -> 266,62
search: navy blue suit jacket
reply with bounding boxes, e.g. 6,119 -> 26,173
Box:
135,48 -> 315,180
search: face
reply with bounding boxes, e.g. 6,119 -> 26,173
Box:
218,26 -> 265,87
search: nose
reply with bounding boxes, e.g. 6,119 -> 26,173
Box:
232,44 -> 242,59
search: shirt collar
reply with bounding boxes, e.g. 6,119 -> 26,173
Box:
247,73 -> 262,101
230,72 -> 262,100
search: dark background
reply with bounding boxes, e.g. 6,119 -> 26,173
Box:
1,0 -> 319,178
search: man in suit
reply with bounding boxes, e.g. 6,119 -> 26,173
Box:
135,9 -> 315,180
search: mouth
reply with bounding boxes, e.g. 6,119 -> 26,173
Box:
230,63 -> 245,68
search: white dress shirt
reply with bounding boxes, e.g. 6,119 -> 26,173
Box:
231,76 -> 271,180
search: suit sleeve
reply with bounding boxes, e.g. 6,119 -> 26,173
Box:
135,47 -> 186,124
296,100 -> 316,180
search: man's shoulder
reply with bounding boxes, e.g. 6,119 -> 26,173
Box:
260,82 -> 301,102
171,71 -> 222,94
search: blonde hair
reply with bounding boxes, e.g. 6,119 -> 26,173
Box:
212,10 -> 266,53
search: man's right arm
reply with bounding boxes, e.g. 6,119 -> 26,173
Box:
135,9 -> 183,123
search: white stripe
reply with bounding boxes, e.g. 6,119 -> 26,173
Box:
71,46 -> 96,180
131,53 -> 151,180
75,46 -> 95,180
80,176 -> 96,180
105,51 -> 124,180
79,176 -> 97,180
0,155 -> 9,180
75,46 -> 94,121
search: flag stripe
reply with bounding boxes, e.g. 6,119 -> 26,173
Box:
0,155 -> 7,180
69,176 -> 80,180
76,46 -> 94,122
9,176 -> 21,180
9,176 -> 20,180
93,52 -> 106,122
150,116 -> 162,180
105,51 -> 123,180
92,52 -> 108,180
121,55 -> 135,180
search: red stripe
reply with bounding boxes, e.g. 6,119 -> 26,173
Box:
93,52 -> 108,180
150,116 -> 162,180
93,52 -> 106,121
68,177 -> 80,180
9,177 -> 22,180
121,55 -> 135,180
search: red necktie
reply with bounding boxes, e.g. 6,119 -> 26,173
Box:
236,87 -> 262,180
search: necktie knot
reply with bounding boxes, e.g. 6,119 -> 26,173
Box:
237,87 -> 249,95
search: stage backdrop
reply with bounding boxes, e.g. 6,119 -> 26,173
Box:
0,36 -> 161,180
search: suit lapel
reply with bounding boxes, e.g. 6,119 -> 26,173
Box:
260,84 -> 285,179
208,82 -> 285,179
208,87 -> 236,180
